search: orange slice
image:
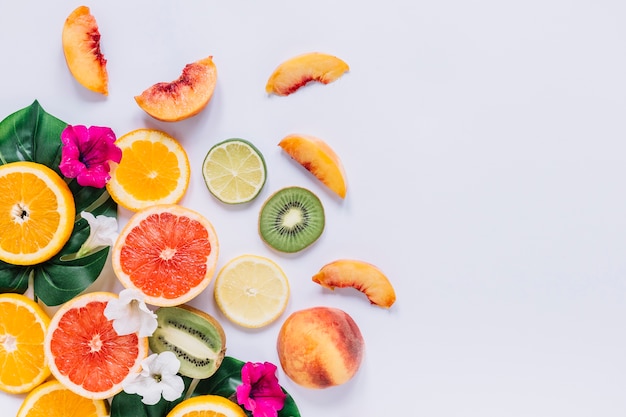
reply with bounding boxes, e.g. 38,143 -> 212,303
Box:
0,293 -> 50,394
106,129 -> 190,212
0,161 -> 75,265
44,292 -> 148,400
112,204 -> 219,307
16,379 -> 109,417
166,394 -> 247,417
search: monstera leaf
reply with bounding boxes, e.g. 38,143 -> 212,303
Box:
0,100 -> 117,306
110,357 -> 301,417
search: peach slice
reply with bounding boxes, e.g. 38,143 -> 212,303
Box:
62,6 -> 108,95
278,134 -> 347,198
312,259 -> 396,308
134,56 -> 217,122
266,52 -> 349,96
277,306 -> 364,389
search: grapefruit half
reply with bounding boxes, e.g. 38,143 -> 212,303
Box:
43,292 -> 148,400
112,204 -> 219,307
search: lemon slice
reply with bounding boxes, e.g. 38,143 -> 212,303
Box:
202,138 -> 267,204
214,254 -> 290,328
166,394 -> 246,417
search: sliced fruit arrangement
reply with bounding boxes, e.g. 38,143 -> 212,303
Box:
266,52 -> 349,96
106,129 -> 190,212
135,56 -> 217,122
313,259 -> 396,308
277,306 -> 364,389
0,293 -> 50,394
112,204 -> 219,307
258,186 -> 325,253
279,133 -> 347,198
44,292 -> 149,400
0,161 -> 75,266
149,305 -> 226,379
62,5 -> 108,95
167,394 -> 247,417
16,379 -> 110,417
202,138 -> 267,204
214,254 -> 290,328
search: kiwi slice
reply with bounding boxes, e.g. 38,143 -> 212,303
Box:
149,305 -> 226,379
258,186 -> 325,253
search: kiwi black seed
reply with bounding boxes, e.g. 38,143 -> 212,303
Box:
258,186 -> 325,253
149,305 -> 226,379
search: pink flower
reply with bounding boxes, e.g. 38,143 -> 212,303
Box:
59,125 -> 122,188
236,362 -> 286,417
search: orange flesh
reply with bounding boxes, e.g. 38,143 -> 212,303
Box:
49,301 -> 140,393
0,172 -> 61,255
120,212 -> 213,299
0,302 -> 47,388
114,140 -> 181,200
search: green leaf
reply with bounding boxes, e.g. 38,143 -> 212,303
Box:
0,100 -> 118,305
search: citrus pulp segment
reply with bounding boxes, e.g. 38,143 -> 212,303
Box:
106,129 -> 190,212
16,379 -> 110,417
214,254 -> 290,328
202,138 -> 267,204
166,394 -> 247,417
112,204 -> 219,307
0,293 -> 50,394
44,292 -> 148,400
0,161 -> 75,265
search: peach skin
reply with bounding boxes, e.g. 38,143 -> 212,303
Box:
277,306 -> 364,389
135,56 -> 217,122
266,52 -> 349,96
62,6 -> 108,95
278,134 -> 347,198
312,259 -> 396,308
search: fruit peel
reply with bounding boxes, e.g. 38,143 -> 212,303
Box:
279,133 -> 347,198
312,259 -> 396,308
266,52 -> 349,96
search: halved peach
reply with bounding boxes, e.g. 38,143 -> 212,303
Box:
279,134 -> 347,198
266,52 -> 349,96
62,6 -> 108,95
135,56 -> 217,122
312,259 -> 396,308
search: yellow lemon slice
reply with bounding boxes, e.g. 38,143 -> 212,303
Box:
214,254 -> 290,328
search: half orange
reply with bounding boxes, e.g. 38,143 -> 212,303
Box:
112,204 -> 219,306
17,379 -> 109,417
44,292 -> 148,400
0,161 -> 75,265
0,293 -> 50,394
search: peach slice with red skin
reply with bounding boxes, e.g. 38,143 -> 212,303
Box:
62,6 -> 108,95
279,134 -> 347,198
135,56 -> 217,122
312,259 -> 396,308
266,52 -> 349,96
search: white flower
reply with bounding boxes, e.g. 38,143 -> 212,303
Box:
103,289 -> 158,337
123,351 -> 185,405
76,211 -> 118,257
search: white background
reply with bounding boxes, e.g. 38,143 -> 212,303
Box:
1,1 -> 626,416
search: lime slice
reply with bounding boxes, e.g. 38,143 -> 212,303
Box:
202,138 -> 267,204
